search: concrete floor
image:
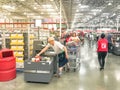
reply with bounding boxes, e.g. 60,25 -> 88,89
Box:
0,41 -> 120,90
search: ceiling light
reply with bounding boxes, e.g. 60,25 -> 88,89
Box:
93,13 -> 97,15
50,13 -> 58,15
31,16 -> 42,19
26,13 -> 35,16
19,0 -> 25,1
41,12 -> 44,14
108,2 -> 112,5
75,13 -> 83,17
76,9 -> 79,12
47,9 -> 55,12
42,5 -> 52,8
112,13 -> 116,16
106,16 -> 109,18
24,12 -> 27,15
91,9 -> 102,12
34,7 -> 37,9
2,5 -> 15,10
79,5 -> 89,8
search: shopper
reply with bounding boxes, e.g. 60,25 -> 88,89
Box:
71,32 -> 80,44
97,33 -> 108,71
36,37 -> 70,77
107,33 -> 113,53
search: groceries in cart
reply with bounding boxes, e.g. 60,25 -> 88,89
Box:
32,56 -> 41,62
31,56 -> 51,62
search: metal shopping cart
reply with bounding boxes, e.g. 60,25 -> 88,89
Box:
66,42 -> 81,71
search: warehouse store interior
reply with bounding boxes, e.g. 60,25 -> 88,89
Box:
0,0 -> 120,90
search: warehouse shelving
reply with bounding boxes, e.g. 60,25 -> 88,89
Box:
10,33 -> 24,68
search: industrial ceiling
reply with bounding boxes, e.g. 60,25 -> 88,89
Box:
0,0 -> 120,29
61,0 -> 120,29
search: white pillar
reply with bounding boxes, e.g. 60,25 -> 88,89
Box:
27,24 -> 30,60
60,0 -> 62,37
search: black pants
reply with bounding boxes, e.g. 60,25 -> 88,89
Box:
108,43 -> 113,53
98,52 -> 107,68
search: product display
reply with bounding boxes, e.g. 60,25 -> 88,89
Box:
10,33 -> 24,68
0,34 -> 2,49
23,33 -> 34,60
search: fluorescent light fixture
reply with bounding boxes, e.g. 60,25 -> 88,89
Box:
26,13 -> 35,16
75,13 -> 83,16
23,12 -> 27,15
34,7 -> 37,9
49,15 -> 60,18
50,13 -> 58,15
79,4 -> 81,6
32,16 -> 42,19
42,5 -> 52,8
2,5 -> 15,10
19,0 -> 25,1
91,9 -> 102,12
79,5 -> 89,8
41,12 -> 44,14
108,2 -> 112,5
101,13 -> 110,17
76,9 -> 79,12
112,13 -> 116,17
47,9 -> 55,12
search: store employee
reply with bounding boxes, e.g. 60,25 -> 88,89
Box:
36,37 -> 69,77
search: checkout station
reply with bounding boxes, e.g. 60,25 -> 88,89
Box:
24,40 -> 58,83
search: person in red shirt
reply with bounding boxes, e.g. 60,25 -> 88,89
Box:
97,33 -> 108,71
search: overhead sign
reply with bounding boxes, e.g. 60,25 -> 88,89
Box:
35,20 -> 42,27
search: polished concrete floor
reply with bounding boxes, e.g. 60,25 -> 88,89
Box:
0,40 -> 120,90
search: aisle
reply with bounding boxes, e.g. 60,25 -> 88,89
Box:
0,40 -> 120,90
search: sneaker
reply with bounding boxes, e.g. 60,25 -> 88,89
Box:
54,74 -> 61,78
66,68 -> 70,72
58,72 -> 62,78
100,68 -> 104,71
100,68 -> 102,71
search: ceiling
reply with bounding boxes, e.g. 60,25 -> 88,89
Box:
0,0 -> 60,19
0,0 -> 120,29
61,0 -> 120,29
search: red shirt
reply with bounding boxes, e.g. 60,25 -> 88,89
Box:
97,38 -> 108,52
66,37 -> 71,43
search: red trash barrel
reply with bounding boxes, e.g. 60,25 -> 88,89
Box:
0,68 -> 16,81
0,57 -> 16,71
0,48 -> 16,82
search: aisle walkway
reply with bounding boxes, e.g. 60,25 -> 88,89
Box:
0,41 -> 120,90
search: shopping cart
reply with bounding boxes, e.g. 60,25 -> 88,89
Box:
66,42 -> 81,72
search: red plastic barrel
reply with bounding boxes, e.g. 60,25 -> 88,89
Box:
0,48 -> 16,82
0,57 -> 16,71
0,68 -> 16,81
